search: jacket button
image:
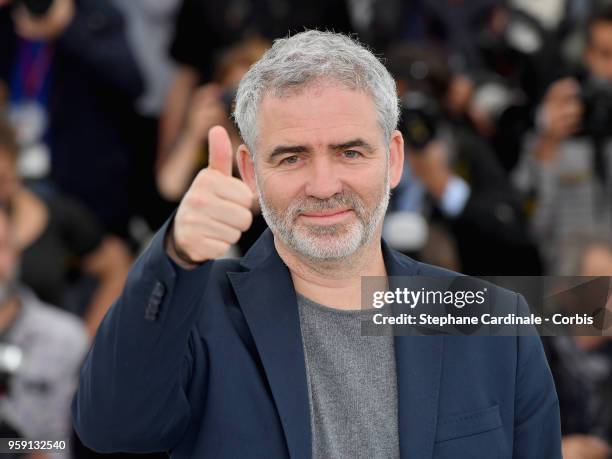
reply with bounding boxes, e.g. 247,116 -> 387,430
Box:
145,282 -> 166,321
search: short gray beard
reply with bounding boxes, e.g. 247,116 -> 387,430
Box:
256,171 -> 390,261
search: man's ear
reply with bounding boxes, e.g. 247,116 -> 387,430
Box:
237,144 -> 257,193
388,130 -> 405,189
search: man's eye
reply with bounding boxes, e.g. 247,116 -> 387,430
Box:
281,155 -> 299,165
343,150 -> 361,159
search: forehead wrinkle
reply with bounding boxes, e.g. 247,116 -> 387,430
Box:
264,122 -> 376,149
256,86 -> 384,157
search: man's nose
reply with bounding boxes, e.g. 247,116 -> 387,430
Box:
304,157 -> 342,199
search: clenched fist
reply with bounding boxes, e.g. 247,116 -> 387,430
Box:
166,126 -> 254,268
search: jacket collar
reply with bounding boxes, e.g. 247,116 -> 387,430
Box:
228,229 -> 443,459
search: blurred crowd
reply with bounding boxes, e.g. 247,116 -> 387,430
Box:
0,0 -> 612,457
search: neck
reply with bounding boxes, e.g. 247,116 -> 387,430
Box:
274,233 -> 387,310
0,297 -> 20,334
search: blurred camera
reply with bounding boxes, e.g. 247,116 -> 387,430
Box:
386,44 -> 450,152
471,79 -> 530,133
581,78 -> 612,138
13,0 -> 54,17
399,91 -> 441,151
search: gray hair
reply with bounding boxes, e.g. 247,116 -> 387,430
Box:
233,30 -> 399,154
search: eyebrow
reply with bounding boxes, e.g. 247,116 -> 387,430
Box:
268,145 -> 312,162
329,139 -> 374,153
266,138 -> 374,163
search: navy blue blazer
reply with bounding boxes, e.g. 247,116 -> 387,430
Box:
72,218 -> 562,458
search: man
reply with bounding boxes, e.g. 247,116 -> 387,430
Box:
0,117 -> 133,338
72,31 -> 561,458
0,204 -> 88,458
385,45 -> 542,276
0,0 -> 144,237
159,0 -> 352,159
513,5 -> 612,271
545,236 -> 612,459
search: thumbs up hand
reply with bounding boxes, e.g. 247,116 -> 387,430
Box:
167,126 -> 254,268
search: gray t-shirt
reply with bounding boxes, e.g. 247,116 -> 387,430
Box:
296,293 -> 400,459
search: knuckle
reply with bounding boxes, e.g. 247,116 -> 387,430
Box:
238,209 -> 253,231
183,212 -> 199,227
207,240 -> 229,258
227,228 -> 242,244
239,193 -> 253,208
200,168 -> 217,182
189,192 -> 209,209
194,167 -> 208,180
173,229 -> 186,249
175,232 -> 194,257
234,182 -> 254,206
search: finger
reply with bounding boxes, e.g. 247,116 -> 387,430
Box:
199,217 -> 243,244
192,90 -> 223,111
213,176 -> 254,208
205,200 -> 253,232
183,236 -> 230,262
553,78 -> 580,94
192,108 -> 226,133
208,125 -> 233,176
193,83 -> 221,101
199,238 -> 231,259
198,107 -> 228,127
181,215 -> 243,245
190,86 -> 222,115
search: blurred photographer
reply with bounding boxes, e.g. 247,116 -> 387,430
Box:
0,0 -> 144,238
386,44 -> 542,275
514,5 -> 612,271
0,203 -> 88,458
159,0 -> 352,172
465,2 -> 566,173
157,38 -> 269,202
0,117 -> 132,339
157,38 -> 269,254
544,236 -> 612,459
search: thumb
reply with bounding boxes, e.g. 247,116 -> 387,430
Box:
208,125 -> 233,176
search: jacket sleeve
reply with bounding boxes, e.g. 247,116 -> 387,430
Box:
72,217 -> 212,453
512,294 -> 562,458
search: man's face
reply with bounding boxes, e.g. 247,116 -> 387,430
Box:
586,21 -> 612,83
238,83 -> 404,261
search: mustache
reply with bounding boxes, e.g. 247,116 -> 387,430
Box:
288,191 -> 366,218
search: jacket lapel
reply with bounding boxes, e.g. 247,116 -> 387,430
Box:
384,244 -> 444,459
227,230 -> 311,459
228,231 -> 444,459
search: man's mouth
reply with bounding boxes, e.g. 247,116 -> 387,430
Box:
299,209 -> 353,224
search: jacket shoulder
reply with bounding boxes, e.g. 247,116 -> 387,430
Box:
409,259 -> 520,308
